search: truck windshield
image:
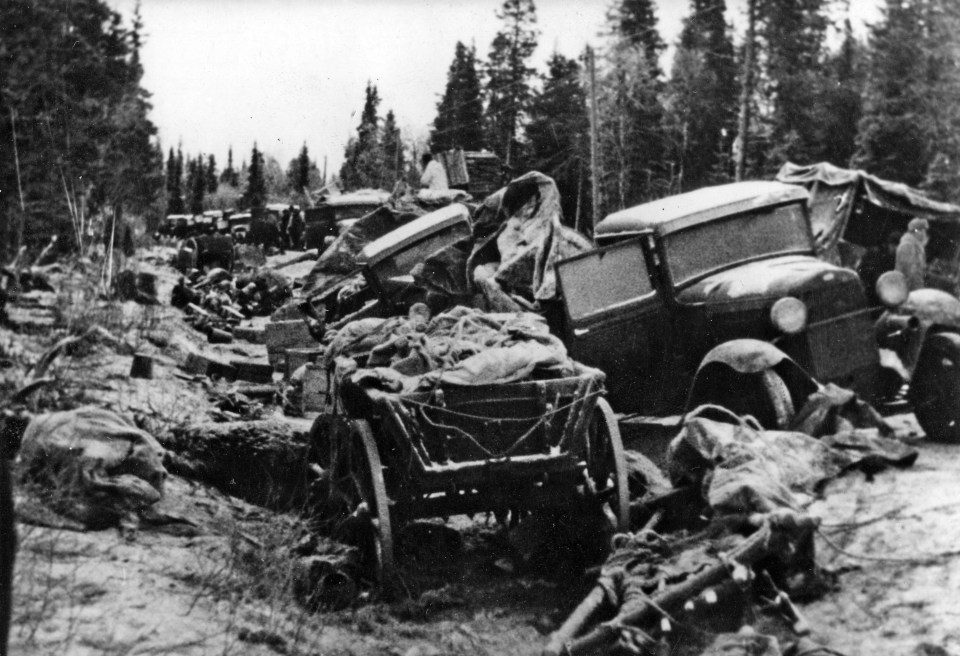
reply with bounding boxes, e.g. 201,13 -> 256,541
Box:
664,202 -> 813,287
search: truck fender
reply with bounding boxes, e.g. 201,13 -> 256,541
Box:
685,339 -> 819,418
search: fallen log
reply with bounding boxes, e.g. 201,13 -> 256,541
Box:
162,419 -> 316,511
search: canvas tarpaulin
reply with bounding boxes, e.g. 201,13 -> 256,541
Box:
17,406 -> 167,528
466,171 -> 592,308
326,305 -> 582,400
775,161 -> 960,261
667,404 -> 917,516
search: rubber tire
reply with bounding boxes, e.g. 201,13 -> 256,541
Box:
909,332 -> 960,443
761,369 -> 796,430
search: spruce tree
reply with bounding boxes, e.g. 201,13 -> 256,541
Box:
754,0 -> 829,171
339,82 -> 385,189
432,42 -> 485,151
381,110 -> 404,189
854,0 -> 960,193
221,146 -> 239,187
524,52 -> 590,226
205,154 -> 218,193
485,0 -> 539,165
187,155 -> 205,215
242,143 -> 267,213
596,0 -> 667,210
165,147 -> 185,214
663,0 -> 737,189
814,19 -> 864,168
0,0 -> 164,253
287,143 -> 315,194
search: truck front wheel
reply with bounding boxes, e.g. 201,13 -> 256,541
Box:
909,332 -> 960,442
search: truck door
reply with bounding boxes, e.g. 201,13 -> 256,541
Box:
556,237 -> 667,414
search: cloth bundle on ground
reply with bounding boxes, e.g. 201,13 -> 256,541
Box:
667,404 -> 917,516
17,406 -> 167,529
327,305 -> 579,398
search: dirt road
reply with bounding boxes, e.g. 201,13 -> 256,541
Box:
805,415 -> 960,656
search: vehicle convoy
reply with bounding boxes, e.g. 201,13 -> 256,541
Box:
308,177 -> 960,583
548,180 -> 960,440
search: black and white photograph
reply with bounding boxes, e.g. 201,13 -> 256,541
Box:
2,0 -> 960,654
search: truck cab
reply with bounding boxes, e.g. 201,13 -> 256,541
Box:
554,182 -> 905,424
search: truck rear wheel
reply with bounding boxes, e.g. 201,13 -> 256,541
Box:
909,332 -> 960,442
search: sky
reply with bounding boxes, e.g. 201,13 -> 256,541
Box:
108,0 -> 881,174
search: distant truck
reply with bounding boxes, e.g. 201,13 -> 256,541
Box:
303,189 -> 391,251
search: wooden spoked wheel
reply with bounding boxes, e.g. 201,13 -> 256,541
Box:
585,397 -> 631,532
314,416 -> 395,584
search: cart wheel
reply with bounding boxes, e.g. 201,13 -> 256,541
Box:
315,416 -> 395,584
586,397 -> 631,532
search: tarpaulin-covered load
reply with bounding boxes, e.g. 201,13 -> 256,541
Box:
775,161 -> 960,266
418,171 -> 592,312
327,305 -> 582,400
302,189 -> 472,302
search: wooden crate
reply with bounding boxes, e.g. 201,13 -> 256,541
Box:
302,363 -> 332,414
264,319 -> 314,369
285,347 -> 324,379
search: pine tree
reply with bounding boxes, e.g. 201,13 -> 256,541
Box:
663,0 -> 737,190
524,52 -> 590,226
485,0 -> 539,166
432,41 -> 485,151
242,143 -> 267,213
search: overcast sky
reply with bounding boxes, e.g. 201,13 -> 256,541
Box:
108,0 -> 881,173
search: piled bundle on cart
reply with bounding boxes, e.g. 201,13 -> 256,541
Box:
325,304 -> 586,404
544,404 -> 919,656
171,267 -> 293,343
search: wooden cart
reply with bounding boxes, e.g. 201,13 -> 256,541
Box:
310,368 -> 630,583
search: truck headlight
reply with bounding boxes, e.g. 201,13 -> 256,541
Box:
771,296 -> 808,334
876,270 -> 908,307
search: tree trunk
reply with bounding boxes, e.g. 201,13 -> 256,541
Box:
734,0 -> 756,181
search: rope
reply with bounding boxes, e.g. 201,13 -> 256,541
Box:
399,388 -> 605,423
816,527 -> 960,565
